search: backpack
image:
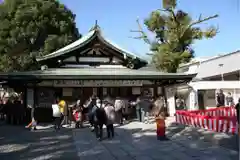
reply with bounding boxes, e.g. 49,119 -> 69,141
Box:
94,107 -> 107,124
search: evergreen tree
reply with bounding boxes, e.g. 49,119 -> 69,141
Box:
0,0 -> 80,72
131,0 -> 218,72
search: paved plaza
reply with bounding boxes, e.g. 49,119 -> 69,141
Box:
0,125 -> 79,160
0,119 -> 239,160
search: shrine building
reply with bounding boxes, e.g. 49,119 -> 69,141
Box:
0,23 -> 195,118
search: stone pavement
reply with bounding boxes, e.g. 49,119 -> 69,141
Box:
0,125 -> 79,160
148,116 -> 239,151
0,118 -> 239,160
73,119 -> 239,160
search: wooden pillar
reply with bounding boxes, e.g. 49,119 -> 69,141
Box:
23,85 -> 28,124
23,84 -> 27,109
32,85 -> 37,119
165,87 -> 176,117
154,86 -> 158,98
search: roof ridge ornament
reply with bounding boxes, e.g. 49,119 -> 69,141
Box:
89,20 -> 101,32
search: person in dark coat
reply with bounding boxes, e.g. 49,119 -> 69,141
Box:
235,98 -> 240,124
92,99 -> 107,141
136,95 -> 151,123
5,100 -> 11,124
141,98 -> 152,124
135,97 -> 141,122
0,101 -> 4,120
216,89 -> 225,107
14,100 -> 23,125
104,101 -> 116,139
114,97 -> 124,124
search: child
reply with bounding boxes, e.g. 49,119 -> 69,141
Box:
73,107 -> 82,128
25,117 -> 37,131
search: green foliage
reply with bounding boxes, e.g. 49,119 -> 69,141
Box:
133,0 -> 218,72
0,0 -> 80,72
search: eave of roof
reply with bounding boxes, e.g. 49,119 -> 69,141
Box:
0,68 -> 196,81
195,50 -> 240,79
36,25 -> 147,63
36,30 -> 96,61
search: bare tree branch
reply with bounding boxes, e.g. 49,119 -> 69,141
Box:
180,14 -> 218,39
157,9 -> 168,12
164,8 -> 179,26
146,52 -> 154,55
189,14 -> 218,27
129,30 -> 142,33
128,36 -> 144,39
198,14 -> 202,21
130,19 -> 152,45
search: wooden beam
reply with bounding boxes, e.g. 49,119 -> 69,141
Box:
98,49 -> 111,56
101,47 -> 124,59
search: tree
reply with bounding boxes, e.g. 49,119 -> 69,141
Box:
131,0 -> 218,72
0,0 -> 80,72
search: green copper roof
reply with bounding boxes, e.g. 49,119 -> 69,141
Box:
36,30 -> 96,61
36,24 -> 147,63
0,68 -> 196,81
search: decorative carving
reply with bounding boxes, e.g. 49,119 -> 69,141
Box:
126,58 -> 138,69
41,65 -> 48,70
93,43 -> 101,48
127,61 -> 135,69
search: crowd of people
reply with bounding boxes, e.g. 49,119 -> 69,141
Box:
0,96 -> 29,125
215,89 -> 239,122
44,93 -> 167,141
1,89 -> 238,141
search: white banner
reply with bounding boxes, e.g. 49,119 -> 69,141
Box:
53,80 -> 143,87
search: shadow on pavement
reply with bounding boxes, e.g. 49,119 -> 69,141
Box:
72,121 -> 238,160
0,125 -> 79,160
0,120 -> 239,160
168,122 -> 239,151
116,123 -> 238,160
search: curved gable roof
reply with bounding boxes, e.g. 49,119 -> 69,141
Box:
36,25 -> 147,63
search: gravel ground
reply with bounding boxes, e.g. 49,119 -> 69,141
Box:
0,124 -> 79,160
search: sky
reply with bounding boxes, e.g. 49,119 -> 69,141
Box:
60,0 -> 240,58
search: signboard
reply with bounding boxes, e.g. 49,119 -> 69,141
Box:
37,88 -> 54,108
53,80 -> 143,87
62,88 -> 73,97
132,87 -> 141,95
